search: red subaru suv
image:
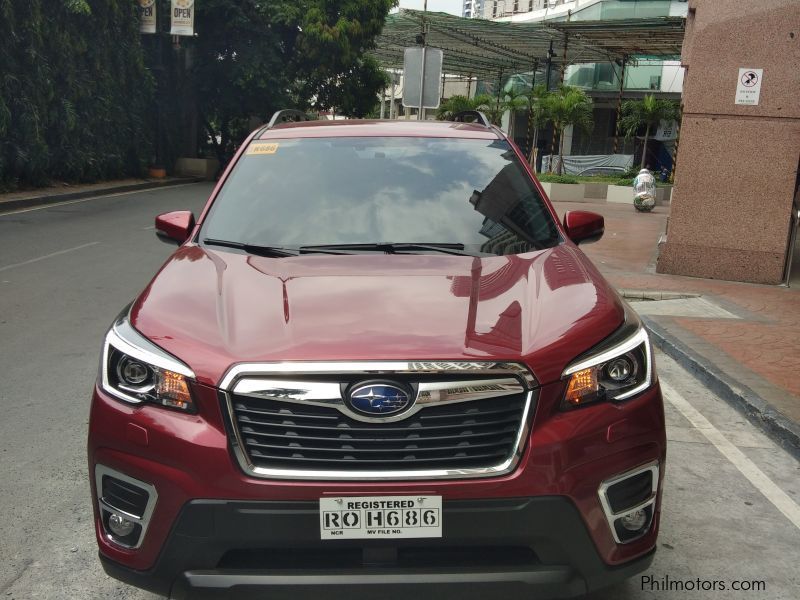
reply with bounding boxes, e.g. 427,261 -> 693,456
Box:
89,110 -> 665,599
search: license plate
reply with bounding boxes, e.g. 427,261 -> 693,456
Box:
320,495 -> 442,539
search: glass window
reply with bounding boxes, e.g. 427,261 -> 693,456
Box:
201,137 -> 560,256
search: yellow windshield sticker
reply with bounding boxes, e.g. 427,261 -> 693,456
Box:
247,142 -> 279,155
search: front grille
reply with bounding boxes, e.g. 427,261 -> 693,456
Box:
230,393 -> 529,473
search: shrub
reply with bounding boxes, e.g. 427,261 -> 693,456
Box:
537,173 -> 579,184
0,0 -> 153,190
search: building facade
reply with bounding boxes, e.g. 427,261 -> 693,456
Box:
462,0 -> 484,18
657,0 -> 800,284
483,1 -> 546,19
489,0 -> 687,169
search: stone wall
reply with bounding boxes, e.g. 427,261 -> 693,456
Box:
657,0 -> 800,284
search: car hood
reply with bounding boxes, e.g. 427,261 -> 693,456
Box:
131,244 -> 624,387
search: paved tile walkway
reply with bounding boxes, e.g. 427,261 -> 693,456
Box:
554,200 -> 800,429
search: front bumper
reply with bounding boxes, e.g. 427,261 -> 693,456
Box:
100,497 -> 656,599
89,376 -> 666,597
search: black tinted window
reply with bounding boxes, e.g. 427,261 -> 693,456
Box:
201,137 -> 560,255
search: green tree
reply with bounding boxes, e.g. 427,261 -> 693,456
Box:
525,85 -> 552,168
190,0 -> 395,165
435,95 -> 476,120
472,94 -> 504,126
501,87 -> 529,141
436,87 -> 549,162
0,0 -> 153,189
542,86 -> 593,174
620,94 -> 680,169
435,93 -> 503,126
293,1 -> 394,115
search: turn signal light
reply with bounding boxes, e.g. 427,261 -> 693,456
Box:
156,370 -> 193,410
564,367 -> 598,406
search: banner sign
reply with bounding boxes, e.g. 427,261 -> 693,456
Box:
170,0 -> 195,36
654,119 -> 678,141
138,0 -> 156,34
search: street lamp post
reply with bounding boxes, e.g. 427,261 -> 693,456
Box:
148,0 -> 169,177
417,0 -> 428,121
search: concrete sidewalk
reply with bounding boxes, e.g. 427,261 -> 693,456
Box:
554,200 -> 800,458
0,176 -> 201,213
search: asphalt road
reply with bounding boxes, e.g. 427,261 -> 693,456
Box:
0,183 -> 798,599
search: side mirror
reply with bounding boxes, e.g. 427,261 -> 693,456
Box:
563,211 -> 604,245
155,211 -> 195,245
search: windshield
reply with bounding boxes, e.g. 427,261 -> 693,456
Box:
200,136 -> 560,256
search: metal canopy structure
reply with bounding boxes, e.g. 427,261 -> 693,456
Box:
373,9 -> 685,79
554,17 -> 685,60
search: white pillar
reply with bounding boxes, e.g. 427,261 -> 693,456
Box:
389,75 -> 397,119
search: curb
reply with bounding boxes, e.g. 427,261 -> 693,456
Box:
644,317 -> 800,461
0,177 -> 202,213
620,289 -> 699,301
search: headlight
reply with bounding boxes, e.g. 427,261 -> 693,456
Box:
101,311 -> 196,412
561,327 -> 653,409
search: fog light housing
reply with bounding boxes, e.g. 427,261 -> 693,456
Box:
108,513 -> 135,537
613,505 -> 654,543
598,462 -> 659,544
95,465 -> 157,549
619,508 -> 647,531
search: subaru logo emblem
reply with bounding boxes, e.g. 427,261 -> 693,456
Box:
348,382 -> 412,416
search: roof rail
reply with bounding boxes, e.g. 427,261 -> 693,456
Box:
266,109 -> 311,129
451,110 -> 490,127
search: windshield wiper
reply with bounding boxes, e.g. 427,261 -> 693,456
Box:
299,242 -> 480,257
203,238 -> 298,257
203,238 -> 357,257
203,238 -> 362,258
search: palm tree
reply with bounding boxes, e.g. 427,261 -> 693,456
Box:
435,95 -> 475,120
471,93 -> 504,126
542,86 -> 593,174
500,87 -> 530,141
620,94 -> 680,169
525,85 -> 552,169
435,94 -> 503,126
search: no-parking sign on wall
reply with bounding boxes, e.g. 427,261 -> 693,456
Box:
735,68 -> 763,105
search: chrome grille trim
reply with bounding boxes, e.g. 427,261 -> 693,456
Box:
219,361 -> 538,390
231,377 -> 525,424
219,361 -> 537,481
